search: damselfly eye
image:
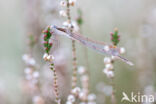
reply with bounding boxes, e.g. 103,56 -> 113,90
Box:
51,25 -> 57,29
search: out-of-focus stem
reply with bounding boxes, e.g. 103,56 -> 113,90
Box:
50,63 -> 61,104
71,40 -> 78,89
66,0 -> 71,23
66,0 -> 78,89
111,77 -> 116,104
78,28 -> 90,103
78,25 -> 90,75
110,60 -> 116,104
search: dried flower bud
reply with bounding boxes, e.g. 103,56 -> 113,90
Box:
47,55 -> 54,62
33,96 -> 44,104
71,87 -> 81,95
43,53 -> 54,62
28,58 -> 36,66
33,71 -> 40,78
79,91 -> 85,99
103,57 -> 111,64
60,1 -> 66,6
63,21 -> 70,27
43,53 -> 48,61
69,0 -> 76,6
119,47 -> 125,54
107,71 -> 114,78
78,66 -> 86,75
70,21 -> 79,32
59,10 -> 67,17
67,95 -> 75,102
67,23 -> 73,29
22,54 -> 30,62
24,67 -> 33,75
103,68 -> 114,78
105,64 -> 113,70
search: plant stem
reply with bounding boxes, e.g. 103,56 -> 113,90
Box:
50,63 -> 60,104
111,72 -> 116,104
66,0 -> 78,89
72,40 -> 78,89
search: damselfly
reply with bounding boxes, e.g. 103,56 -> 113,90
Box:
50,25 -> 133,66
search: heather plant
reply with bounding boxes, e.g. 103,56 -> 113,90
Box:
42,26 -> 61,104
19,0 -> 155,104
60,0 -> 79,90
22,34 -> 44,104
2,0 -> 156,104
37,0 -> 134,104
103,28 -> 126,104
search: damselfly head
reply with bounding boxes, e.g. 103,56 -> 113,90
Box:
50,25 -> 57,34
51,25 -> 57,29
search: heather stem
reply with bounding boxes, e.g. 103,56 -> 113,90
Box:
111,77 -> 116,104
72,40 -> 78,89
50,63 -> 61,104
66,0 -> 78,89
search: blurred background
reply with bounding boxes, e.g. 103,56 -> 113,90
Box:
0,0 -> 156,104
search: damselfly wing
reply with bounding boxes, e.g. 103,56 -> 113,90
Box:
51,25 -> 133,66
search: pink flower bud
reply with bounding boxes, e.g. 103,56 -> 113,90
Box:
44,35 -> 47,39
45,47 -> 48,51
43,30 -> 48,33
44,41 -> 48,44
49,43 -> 53,46
110,32 -> 113,36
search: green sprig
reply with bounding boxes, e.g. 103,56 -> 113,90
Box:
110,28 -> 120,46
43,26 -> 53,54
76,9 -> 83,26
